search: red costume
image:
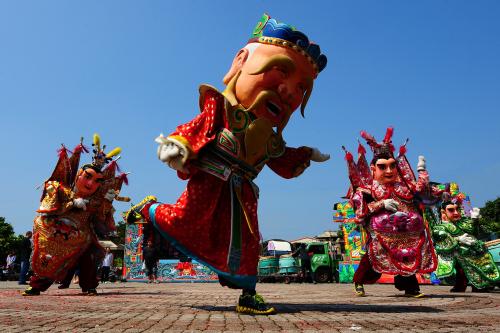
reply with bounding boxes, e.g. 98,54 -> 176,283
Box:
142,86 -> 313,289
131,13 -> 329,314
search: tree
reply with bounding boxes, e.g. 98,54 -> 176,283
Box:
0,217 -> 23,264
109,220 -> 126,246
478,197 -> 500,239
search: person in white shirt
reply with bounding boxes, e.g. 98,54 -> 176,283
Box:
100,247 -> 114,283
6,252 -> 16,270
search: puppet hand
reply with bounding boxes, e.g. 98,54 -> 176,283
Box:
470,207 -> 481,219
156,136 -> 187,172
417,155 -> 426,172
73,198 -> 89,210
383,199 -> 399,212
457,233 -> 476,246
104,189 -> 117,202
310,148 -> 330,162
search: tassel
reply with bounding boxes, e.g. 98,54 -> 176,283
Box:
118,173 -> 129,185
342,146 -> 353,161
399,145 -> 406,156
73,143 -> 89,154
383,127 -> 394,143
398,138 -> 409,156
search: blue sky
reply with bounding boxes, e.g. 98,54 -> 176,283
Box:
1,1 -> 499,241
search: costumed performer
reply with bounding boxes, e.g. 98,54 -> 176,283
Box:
431,190 -> 500,292
23,134 -> 129,296
126,13 -> 329,314
343,127 -> 440,297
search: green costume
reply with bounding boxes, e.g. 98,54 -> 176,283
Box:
432,217 -> 500,289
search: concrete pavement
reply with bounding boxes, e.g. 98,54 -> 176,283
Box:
0,281 -> 499,332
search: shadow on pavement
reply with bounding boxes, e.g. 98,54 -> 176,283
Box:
193,303 -> 444,313
388,294 -> 474,299
41,291 -> 180,296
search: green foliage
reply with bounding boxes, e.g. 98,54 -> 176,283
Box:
0,217 -> 23,263
110,220 -> 126,246
478,197 -> 500,237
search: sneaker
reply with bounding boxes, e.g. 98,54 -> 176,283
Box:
354,283 -> 365,297
125,195 -> 157,224
58,284 -> 70,289
22,287 -> 40,296
87,289 -> 98,296
405,290 -> 425,298
236,294 -> 276,315
450,287 -> 466,293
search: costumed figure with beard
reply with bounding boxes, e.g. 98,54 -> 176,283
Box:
23,134 -> 129,296
126,13 -> 329,314
343,127 -> 440,297
430,190 -> 500,292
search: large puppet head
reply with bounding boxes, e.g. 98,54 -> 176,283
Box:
74,134 -> 121,198
441,201 -> 462,222
440,191 -> 463,222
361,128 -> 398,185
222,14 -> 327,134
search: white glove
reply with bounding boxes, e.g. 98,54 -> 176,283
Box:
383,199 -> 399,212
73,198 -> 89,210
470,207 -> 481,219
417,155 -> 426,172
155,134 -> 188,172
457,233 -> 476,246
310,148 -> 330,162
104,189 -> 117,202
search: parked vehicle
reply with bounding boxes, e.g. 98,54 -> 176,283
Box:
306,242 -> 339,283
257,241 -> 339,283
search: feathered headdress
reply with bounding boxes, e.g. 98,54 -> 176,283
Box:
342,127 -> 418,192
89,133 -> 121,171
360,127 -> 395,162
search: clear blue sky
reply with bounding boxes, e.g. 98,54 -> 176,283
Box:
1,1 -> 499,240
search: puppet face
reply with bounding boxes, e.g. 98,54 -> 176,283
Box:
225,44 -> 315,132
75,167 -> 104,198
441,203 -> 461,222
371,158 -> 398,184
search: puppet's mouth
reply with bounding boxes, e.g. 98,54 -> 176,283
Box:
266,101 -> 281,117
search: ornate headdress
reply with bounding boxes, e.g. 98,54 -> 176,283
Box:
249,13 -> 327,76
440,183 -> 466,207
342,127 -> 417,192
88,133 -> 121,172
360,127 -> 395,163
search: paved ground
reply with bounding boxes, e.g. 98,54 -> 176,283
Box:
0,281 -> 499,332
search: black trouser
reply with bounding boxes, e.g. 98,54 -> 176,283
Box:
101,266 -> 111,282
354,253 -> 420,292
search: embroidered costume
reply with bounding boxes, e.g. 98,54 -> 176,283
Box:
127,14 -> 329,314
429,189 -> 500,291
24,135 -> 129,296
343,128 -> 440,297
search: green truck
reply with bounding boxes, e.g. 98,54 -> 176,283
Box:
257,241 -> 339,283
306,242 -> 340,283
